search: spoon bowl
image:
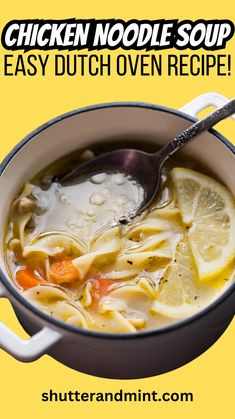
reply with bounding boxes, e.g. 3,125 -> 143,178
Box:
61,148 -> 163,219
61,98 -> 235,220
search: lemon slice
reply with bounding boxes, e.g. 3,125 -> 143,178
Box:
171,168 -> 235,280
151,239 -> 199,319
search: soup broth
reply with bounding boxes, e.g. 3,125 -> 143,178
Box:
5,145 -> 235,333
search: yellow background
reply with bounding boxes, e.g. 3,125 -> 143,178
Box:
0,1 -> 234,418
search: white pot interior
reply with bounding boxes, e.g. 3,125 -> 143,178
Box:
0,105 -> 234,278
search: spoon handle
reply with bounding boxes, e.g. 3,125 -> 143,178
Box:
158,98 -> 235,162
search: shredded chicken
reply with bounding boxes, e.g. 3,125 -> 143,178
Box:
17,196 -> 36,214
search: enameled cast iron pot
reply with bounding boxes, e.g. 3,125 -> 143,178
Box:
0,92 -> 234,379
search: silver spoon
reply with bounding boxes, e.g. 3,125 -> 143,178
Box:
61,98 -> 235,222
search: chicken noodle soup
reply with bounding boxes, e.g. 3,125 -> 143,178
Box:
5,147 -> 235,333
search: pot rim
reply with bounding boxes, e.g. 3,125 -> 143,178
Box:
0,101 -> 234,340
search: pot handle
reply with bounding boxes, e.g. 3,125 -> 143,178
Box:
180,92 -> 235,120
0,285 -> 61,362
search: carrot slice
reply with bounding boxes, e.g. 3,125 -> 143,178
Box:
16,268 -> 43,290
50,258 -> 80,284
92,278 -> 114,306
